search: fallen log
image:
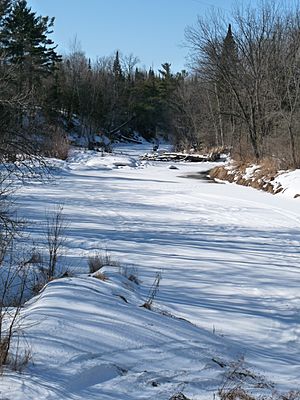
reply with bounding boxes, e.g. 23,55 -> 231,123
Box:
140,151 -> 221,162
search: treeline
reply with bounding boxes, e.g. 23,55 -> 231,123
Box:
56,50 -> 182,147
0,0 -> 300,168
184,1 -> 300,168
0,0 -> 185,158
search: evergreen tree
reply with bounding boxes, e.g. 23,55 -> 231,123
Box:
0,0 -> 61,89
158,62 -> 178,100
130,69 -> 161,137
214,23 -> 239,147
0,0 -> 11,46
0,0 -> 11,25
113,50 -> 123,81
110,50 -> 126,129
157,63 -> 179,133
219,24 -> 238,81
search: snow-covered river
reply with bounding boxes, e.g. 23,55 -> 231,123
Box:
9,144 -> 300,399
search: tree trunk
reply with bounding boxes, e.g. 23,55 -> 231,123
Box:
214,83 -> 224,147
288,124 -> 297,167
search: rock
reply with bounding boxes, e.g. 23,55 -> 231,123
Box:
169,165 -> 178,169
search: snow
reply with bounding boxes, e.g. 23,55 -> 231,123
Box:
1,145 -> 300,399
243,164 -> 260,180
5,272 -> 236,400
273,169 -> 300,199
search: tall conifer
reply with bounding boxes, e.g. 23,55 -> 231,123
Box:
0,0 -> 61,88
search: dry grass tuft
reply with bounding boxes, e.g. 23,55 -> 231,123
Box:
88,250 -> 119,273
8,348 -> 32,373
219,387 -> 256,400
92,271 -> 108,281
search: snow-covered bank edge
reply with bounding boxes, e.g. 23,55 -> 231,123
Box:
2,266 -> 291,400
210,162 -> 300,199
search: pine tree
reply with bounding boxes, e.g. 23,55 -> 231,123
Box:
129,68 -> 169,139
0,0 -> 11,45
219,24 -> 238,79
0,0 -> 11,24
0,0 -> 61,89
110,50 -> 126,129
158,62 -> 172,78
158,62 -> 178,100
213,23 -> 239,147
113,50 -> 123,81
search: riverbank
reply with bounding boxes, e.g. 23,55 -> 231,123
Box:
209,161 -> 300,199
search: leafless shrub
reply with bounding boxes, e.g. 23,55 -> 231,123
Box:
40,125 -> 70,160
31,278 -> 46,296
30,263 -> 52,296
88,253 -> 106,273
0,235 -> 31,374
0,172 -> 23,236
88,249 -> 118,273
0,166 -> 34,373
280,392 -> 300,400
45,205 -> 68,280
214,357 -> 299,400
142,272 -> 162,310
219,386 -> 256,400
24,248 -> 43,266
31,265 -> 73,297
7,335 -> 31,373
219,387 -> 300,400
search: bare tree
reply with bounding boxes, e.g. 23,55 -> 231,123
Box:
121,53 -> 140,79
185,1 -> 300,165
170,74 -> 208,151
269,10 -> 300,167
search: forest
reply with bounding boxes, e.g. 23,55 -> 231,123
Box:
1,0 -> 300,168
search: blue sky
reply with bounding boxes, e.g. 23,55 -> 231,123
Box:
27,0 -> 240,72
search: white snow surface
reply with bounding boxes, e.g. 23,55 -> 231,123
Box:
2,144 -> 300,399
274,169 -> 300,198
243,164 -> 260,180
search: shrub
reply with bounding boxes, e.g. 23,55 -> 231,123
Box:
0,235 -> 32,373
88,249 -> 118,273
45,205 -> 68,280
40,125 -> 70,160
